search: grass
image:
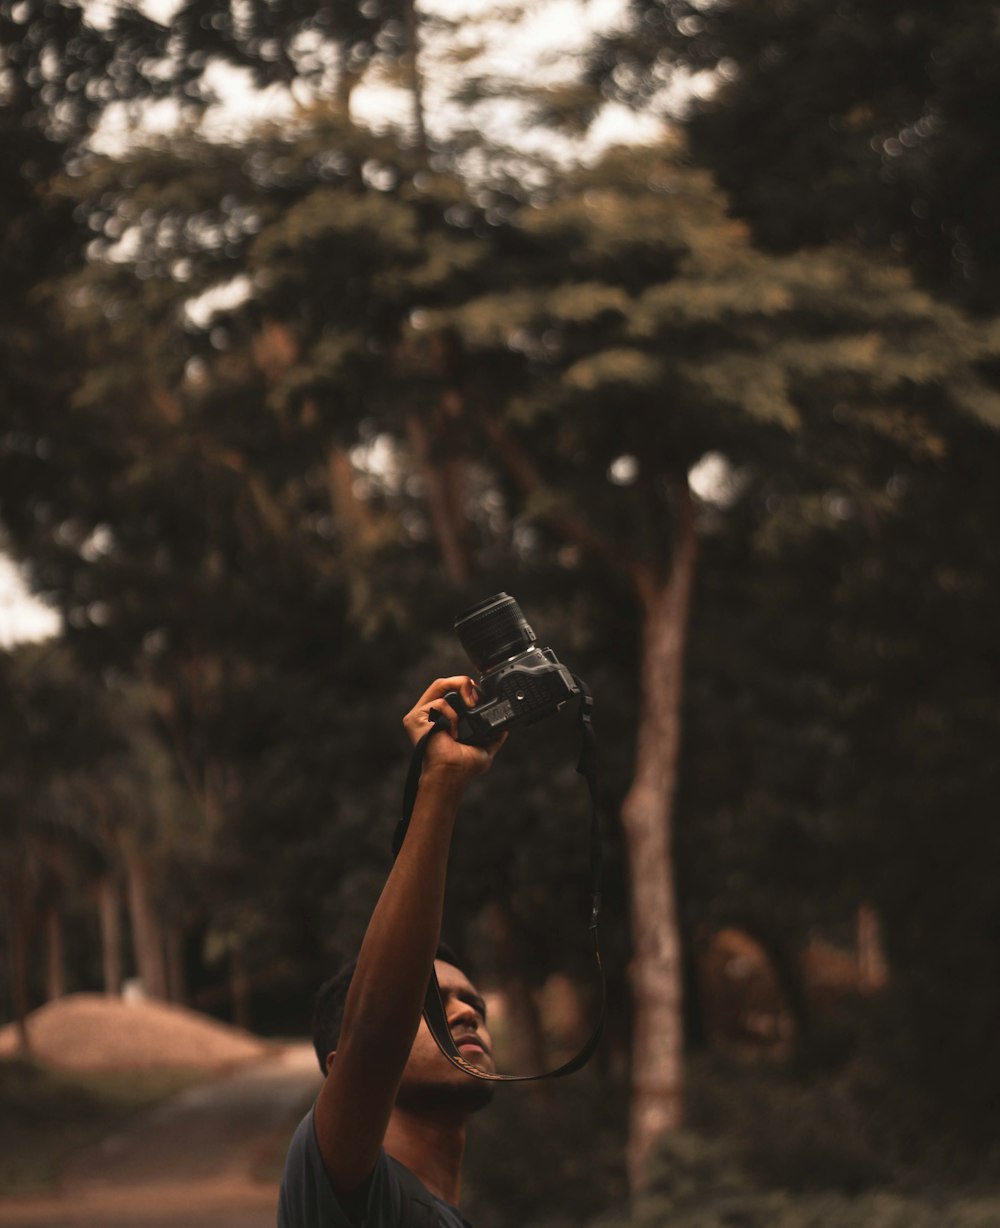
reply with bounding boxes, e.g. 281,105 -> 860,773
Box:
0,1057 -> 209,1196
462,1040 -> 1000,1228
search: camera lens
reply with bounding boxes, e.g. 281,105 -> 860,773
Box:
454,593 -> 537,674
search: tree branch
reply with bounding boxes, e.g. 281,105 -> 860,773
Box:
476,408 -> 625,572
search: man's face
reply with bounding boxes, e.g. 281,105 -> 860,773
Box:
395,960 -> 495,1116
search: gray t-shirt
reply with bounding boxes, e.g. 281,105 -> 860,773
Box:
277,1109 -> 472,1228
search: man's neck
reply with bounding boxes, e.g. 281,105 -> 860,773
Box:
384,1107 -> 467,1206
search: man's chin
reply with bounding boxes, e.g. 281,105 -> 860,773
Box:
396,1073 -> 495,1116
455,1045 -> 495,1075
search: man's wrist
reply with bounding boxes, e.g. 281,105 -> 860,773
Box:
418,762 -> 475,797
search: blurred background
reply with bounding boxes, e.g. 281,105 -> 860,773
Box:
2,0 -> 1000,1223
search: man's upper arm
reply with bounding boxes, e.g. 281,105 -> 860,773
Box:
279,1108 -> 401,1228
309,676 -> 487,1197
313,1025 -> 415,1195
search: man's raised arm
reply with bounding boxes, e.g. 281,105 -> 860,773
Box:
313,675 -> 503,1196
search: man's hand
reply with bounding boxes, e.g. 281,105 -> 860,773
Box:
402,676 -> 506,778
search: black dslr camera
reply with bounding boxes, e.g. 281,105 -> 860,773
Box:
444,593 -> 581,746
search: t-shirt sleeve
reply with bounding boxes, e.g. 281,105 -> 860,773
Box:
277,1107 -> 402,1228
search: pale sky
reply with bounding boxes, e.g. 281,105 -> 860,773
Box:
0,555 -> 61,648
94,0 -> 669,157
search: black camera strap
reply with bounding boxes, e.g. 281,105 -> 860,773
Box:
393,679 -> 606,1082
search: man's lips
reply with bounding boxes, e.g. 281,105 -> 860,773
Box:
454,1034 -> 489,1056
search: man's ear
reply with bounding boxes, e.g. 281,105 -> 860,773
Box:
325,1049 -> 336,1075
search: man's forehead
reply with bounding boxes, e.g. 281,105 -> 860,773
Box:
434,958 -> 477,995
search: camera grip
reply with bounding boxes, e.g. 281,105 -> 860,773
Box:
442,689 -> 491,746
442,689 -> 468,716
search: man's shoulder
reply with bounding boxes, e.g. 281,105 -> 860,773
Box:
278,1110 -> 399,1228
278,1110 -> 473,1228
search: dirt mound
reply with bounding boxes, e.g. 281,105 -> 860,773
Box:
0,994 -> 272,1071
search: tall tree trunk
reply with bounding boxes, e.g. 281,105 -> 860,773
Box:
407,412 -> 471,585
5,887 -> 33,1053
43,905 -> 66,1002
473,413 -> 700,1181
123,845 -> 168,999
98,875 -> 123,996
334,40 -> 363,116
165,924 -> 187,1005
857,902 -> 888,993
403,0 -> 428,155
230,939 -> 252,1031
328,445 -> 379,547
401,0 -> 474,587
620,484 -> 699,1193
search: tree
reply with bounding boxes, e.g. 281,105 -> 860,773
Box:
427,143 -> 1000,1186
594,0 -> 1000,311
19,84 -> 1000,1177
0,85 -> 521,1016
6,0 -> 1000,1191
0,643 -> 121,1039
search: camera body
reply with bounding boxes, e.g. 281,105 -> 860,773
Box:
445,593 -> 581,746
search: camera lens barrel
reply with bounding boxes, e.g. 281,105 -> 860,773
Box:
454,592 -> 537,674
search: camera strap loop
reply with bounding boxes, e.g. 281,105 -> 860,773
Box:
393,688 -> 606,1082
573,674 -> 603,933
393,706 -> 454,860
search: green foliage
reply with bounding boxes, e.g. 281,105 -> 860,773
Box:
676,402 -> 1000,1132
0,642 -> 120,907
462,1068 -> 629,1228
438,146 -> 1000,590
461,1056 -> 1000,1227
3,0 -> 1000,1196
596,0 -> 1000,310
582,1063 -> 1000,1225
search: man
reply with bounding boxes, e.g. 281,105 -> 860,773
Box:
278,676 -> 506,1228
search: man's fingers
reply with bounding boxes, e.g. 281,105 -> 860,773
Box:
414,676 -> 478,709
403,697 -> 461,744
483,732 -> 508,761
426,699 -> 459,737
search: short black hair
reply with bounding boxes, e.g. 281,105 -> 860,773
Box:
312,942 -> 472,1074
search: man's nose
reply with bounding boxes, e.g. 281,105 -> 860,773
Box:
447,998 -> 480,1030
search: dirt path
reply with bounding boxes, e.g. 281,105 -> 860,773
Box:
0,1043 -> 321,1228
